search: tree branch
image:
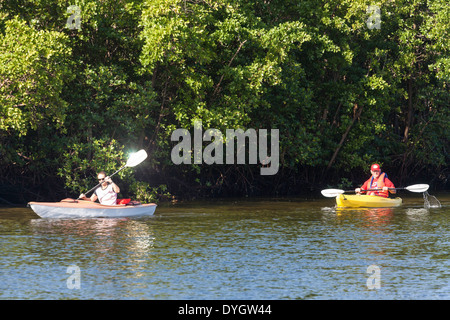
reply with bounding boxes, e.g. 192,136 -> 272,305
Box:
326,104 -> 363,171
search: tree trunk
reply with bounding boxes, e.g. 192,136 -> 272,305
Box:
403,78 -> 413,142
326,104 -> 363,171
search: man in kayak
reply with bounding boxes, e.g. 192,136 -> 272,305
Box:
355,163 -> 396,198
79,171 -> 121,205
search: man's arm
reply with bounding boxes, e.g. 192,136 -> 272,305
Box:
385,178 -> 396,194
105,176 -> 120,193
111,182 -> 120,193
90,193 -> 98,202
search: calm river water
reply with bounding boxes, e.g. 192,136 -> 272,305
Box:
1,194 -> 449,300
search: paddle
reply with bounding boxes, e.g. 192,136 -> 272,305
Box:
321,184 -> 429,198
77,149 -> 148,199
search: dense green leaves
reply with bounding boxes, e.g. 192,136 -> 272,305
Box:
0,0 -> 448,203
0,16 -> 72,136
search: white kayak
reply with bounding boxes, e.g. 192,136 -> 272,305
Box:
28,198 -> 157,218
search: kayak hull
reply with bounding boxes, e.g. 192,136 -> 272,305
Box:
336,194 -> 402,208
28,199 -> 157,218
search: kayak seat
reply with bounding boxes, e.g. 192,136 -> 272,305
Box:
116,198 -> 142,206
117,198 -> 131,205
126,200 -> 142,206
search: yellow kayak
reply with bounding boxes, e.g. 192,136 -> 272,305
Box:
336,194 -> 402,208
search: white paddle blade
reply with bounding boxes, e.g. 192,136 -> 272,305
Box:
126,149 -> 148,167
405,184 -> 429,193
321,189 -> 345,197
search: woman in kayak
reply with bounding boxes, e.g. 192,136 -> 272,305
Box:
79,171 -> 121,205
355,164 -> 396,198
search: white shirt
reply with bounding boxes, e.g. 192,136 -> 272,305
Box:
94,184 -> 117,205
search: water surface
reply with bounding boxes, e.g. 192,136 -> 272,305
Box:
1,194 -> 449,299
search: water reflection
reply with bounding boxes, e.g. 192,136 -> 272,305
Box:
1,196 -> 449,299
329,206 -> 396,229
320,206 -> 399,264
405,208 -> 430,221
30,217 -> 128,236
29,218 -> 155,255
28,218 -> 156,286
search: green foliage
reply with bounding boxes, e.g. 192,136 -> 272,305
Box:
131,181 -> 171,203
0,0 -> 449,203
336,178 -> 353,190
56,138 -> 127,194
0,16 -> 72,136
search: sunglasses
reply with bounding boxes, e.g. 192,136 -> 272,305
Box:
98,178 -> 105,181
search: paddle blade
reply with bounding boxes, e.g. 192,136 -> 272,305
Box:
125,149 -> 148,167
321,189 -> 345,197
405,184 -> 429,193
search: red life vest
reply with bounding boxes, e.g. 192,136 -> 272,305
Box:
363,172 -> 388,197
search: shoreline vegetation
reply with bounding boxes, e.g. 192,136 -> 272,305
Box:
1,1 -> 449,205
